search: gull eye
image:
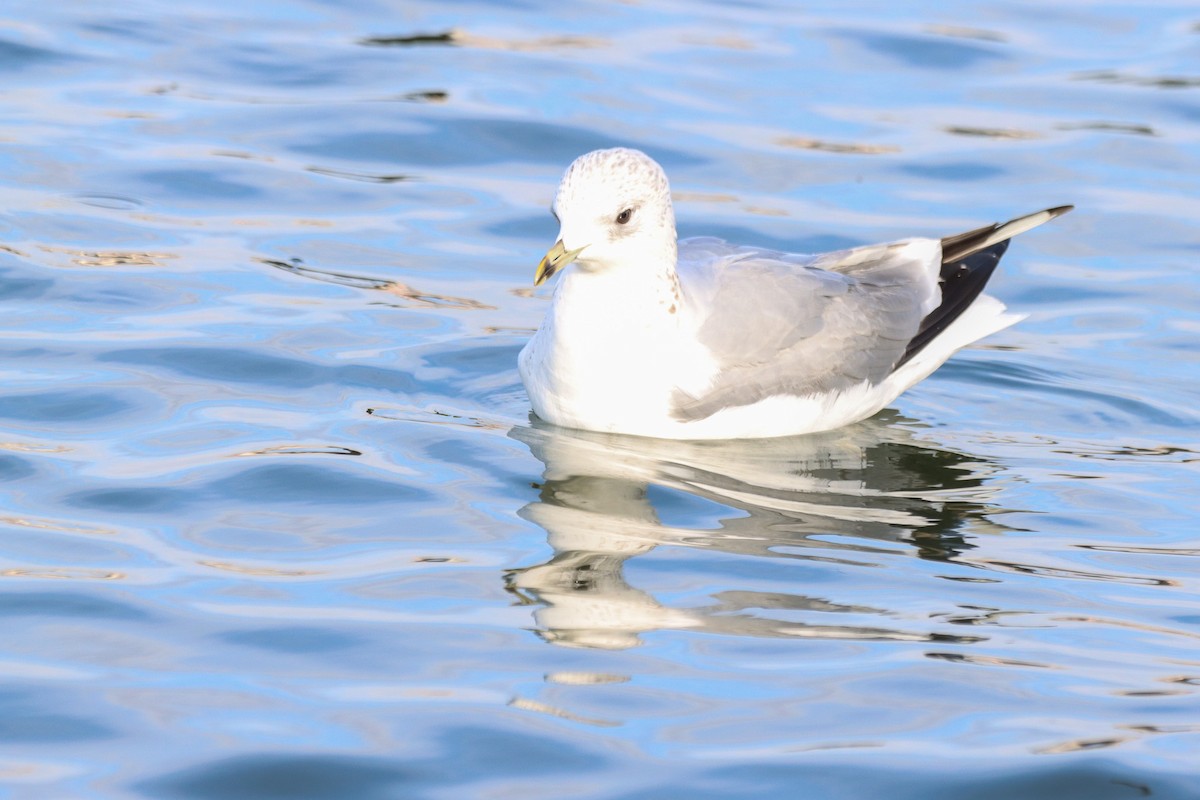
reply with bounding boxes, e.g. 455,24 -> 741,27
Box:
615,208 -> 633,225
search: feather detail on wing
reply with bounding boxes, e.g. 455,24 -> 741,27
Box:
672,238 -> 941,421
670,206 -> 1071,423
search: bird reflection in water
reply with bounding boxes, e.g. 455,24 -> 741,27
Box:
507,413 -> 1009,649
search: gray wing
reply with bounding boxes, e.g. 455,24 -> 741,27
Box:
673,238 -> 940,421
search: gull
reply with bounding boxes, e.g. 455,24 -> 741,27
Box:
519,148 -> 1071,440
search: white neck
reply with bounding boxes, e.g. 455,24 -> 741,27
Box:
554,259 -> 681,326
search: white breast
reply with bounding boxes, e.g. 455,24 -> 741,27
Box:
519,269 -> 715,435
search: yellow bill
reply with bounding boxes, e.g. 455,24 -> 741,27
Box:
535,240 -> 586,286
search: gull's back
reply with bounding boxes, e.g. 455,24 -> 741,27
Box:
674,236 -> 943,422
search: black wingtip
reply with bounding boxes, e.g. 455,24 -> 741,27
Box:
940,205 -> 1073,265
896,241 -> 1008,369
897,205 -> 1071,370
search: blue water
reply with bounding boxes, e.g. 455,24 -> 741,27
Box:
1,1 -> 1198,797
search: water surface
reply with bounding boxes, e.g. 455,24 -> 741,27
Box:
1,1 -> 1198,797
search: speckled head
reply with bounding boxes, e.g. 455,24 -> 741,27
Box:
535,148 -> 678,285
556,148 -> 672,219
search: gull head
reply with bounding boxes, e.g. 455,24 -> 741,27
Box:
535,148 -> 677,285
